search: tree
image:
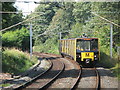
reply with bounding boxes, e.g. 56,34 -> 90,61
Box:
87,2 -> 120,47
2,2 -> 23,31
47,2 -> 75,39
73,2 -> 92,24
28,3 -> 57,43
2,27 -> 32,52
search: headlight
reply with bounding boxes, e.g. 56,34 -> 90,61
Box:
95,58 -> 98,60
94,55 -> 97,57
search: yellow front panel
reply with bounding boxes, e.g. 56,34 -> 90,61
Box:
81,52 -> 94,61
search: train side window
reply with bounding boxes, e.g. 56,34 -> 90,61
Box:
76,41 -> 84,51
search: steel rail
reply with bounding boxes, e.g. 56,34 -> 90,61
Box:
13,60 -> 53,90
43,53 -> 83,90
14,59 -> 65,89
39,61 -> 65,90
95,68 -> 100,90
70,65 -> 82,90
72,67 -> 100,89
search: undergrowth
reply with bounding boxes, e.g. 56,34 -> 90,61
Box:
99,46 -> 119,79
2,48 -> 37,75
33,43 -> 120,79
0,83 -> 11,87
33,43 -> 59,54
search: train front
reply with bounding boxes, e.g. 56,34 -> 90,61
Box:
76,38 -> 99,67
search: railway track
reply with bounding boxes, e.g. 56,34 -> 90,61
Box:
41,54 -> 82,89
12,60 -> 52,89
95,68 -> 100,90
14,58 -> 65,89
32,53 -> 100,89
6,53 -> 100,89
76,67 -> 100,90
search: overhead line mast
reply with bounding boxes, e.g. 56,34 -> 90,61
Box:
91,12 -> 120,28
91,12 -> 120,60
0,13 -> 44,32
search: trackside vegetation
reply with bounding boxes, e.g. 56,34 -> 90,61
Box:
2,27 -> 34,52
31,2 -> 119,79
2,48 -> 37,75
2,2 -> 120,79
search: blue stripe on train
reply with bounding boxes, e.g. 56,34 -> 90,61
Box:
77,51 -> 98,53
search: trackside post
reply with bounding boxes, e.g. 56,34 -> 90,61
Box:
30,24 -> 32,60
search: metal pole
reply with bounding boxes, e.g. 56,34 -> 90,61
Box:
60,32 -> 61,40
0,2 -> 2,73
110,23 -> 113,60
30,24 -> 32,60
117,47 -> 120,89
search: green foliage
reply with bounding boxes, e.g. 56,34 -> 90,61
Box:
2,2 -> 23,30
89,2 -> 120,47
73,2 -> 92,23
70,23 -> 84,38
0,83 -> 11,87
111,63 -> 120,79
33,37 -> 59,54
31,2 -> 119,53
30,2 -> 120,76
47,2 -> 75,37
2,27 -> 33,51
30,3 -> 56,42
2,48 -> 37,74
2,2 -> 119,78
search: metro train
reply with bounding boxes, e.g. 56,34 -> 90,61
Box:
59,37 -> 100,67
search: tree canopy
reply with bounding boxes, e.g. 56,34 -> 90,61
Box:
2,2 -> 23,30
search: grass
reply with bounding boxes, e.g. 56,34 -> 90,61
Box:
33,42 -> 120,79
33,43 -> 59,54
99,46 -> 119,79
0,83 -> 11,87
2,48 -> 37,75
111,63 -> 120,80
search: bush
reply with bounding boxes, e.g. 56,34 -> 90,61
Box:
99,46 -> 118,68
111,63 -> 120,79
2,48 -> 37,75
2,27 -> 34,52
33,37 -> 59,54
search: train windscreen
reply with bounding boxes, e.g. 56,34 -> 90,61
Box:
76,39 -> 98,51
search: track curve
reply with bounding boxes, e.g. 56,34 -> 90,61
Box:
22,59 -> 64,89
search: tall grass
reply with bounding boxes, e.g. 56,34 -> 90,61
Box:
2,48 -> 37,75
99,46 -> 119,79
33,43 -> 59,54
99,46 -> 118,67
33,42 -> 120,79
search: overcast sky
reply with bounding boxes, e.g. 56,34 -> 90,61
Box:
14,0 -> 40,16
14,0 -> 119,17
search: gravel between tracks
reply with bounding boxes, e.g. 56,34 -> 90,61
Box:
2,52 -> 118,89
47,58 -> 80,89
97,67 -> 118,89
77,68 -> 97,89
2,59 -> 50,89
25,59 -> 63,89
34,53 -> 81,89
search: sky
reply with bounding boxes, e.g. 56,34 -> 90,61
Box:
14,0 -> 119,17
14,0 -> 40,16
14,0 -> 78,16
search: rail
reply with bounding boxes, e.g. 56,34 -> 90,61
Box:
40,61 -> 65,89
95,68 -> 100,90
70,66 -> 82,90
14,60 -> 53,90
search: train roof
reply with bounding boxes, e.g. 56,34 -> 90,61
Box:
60,37 -> 99,40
